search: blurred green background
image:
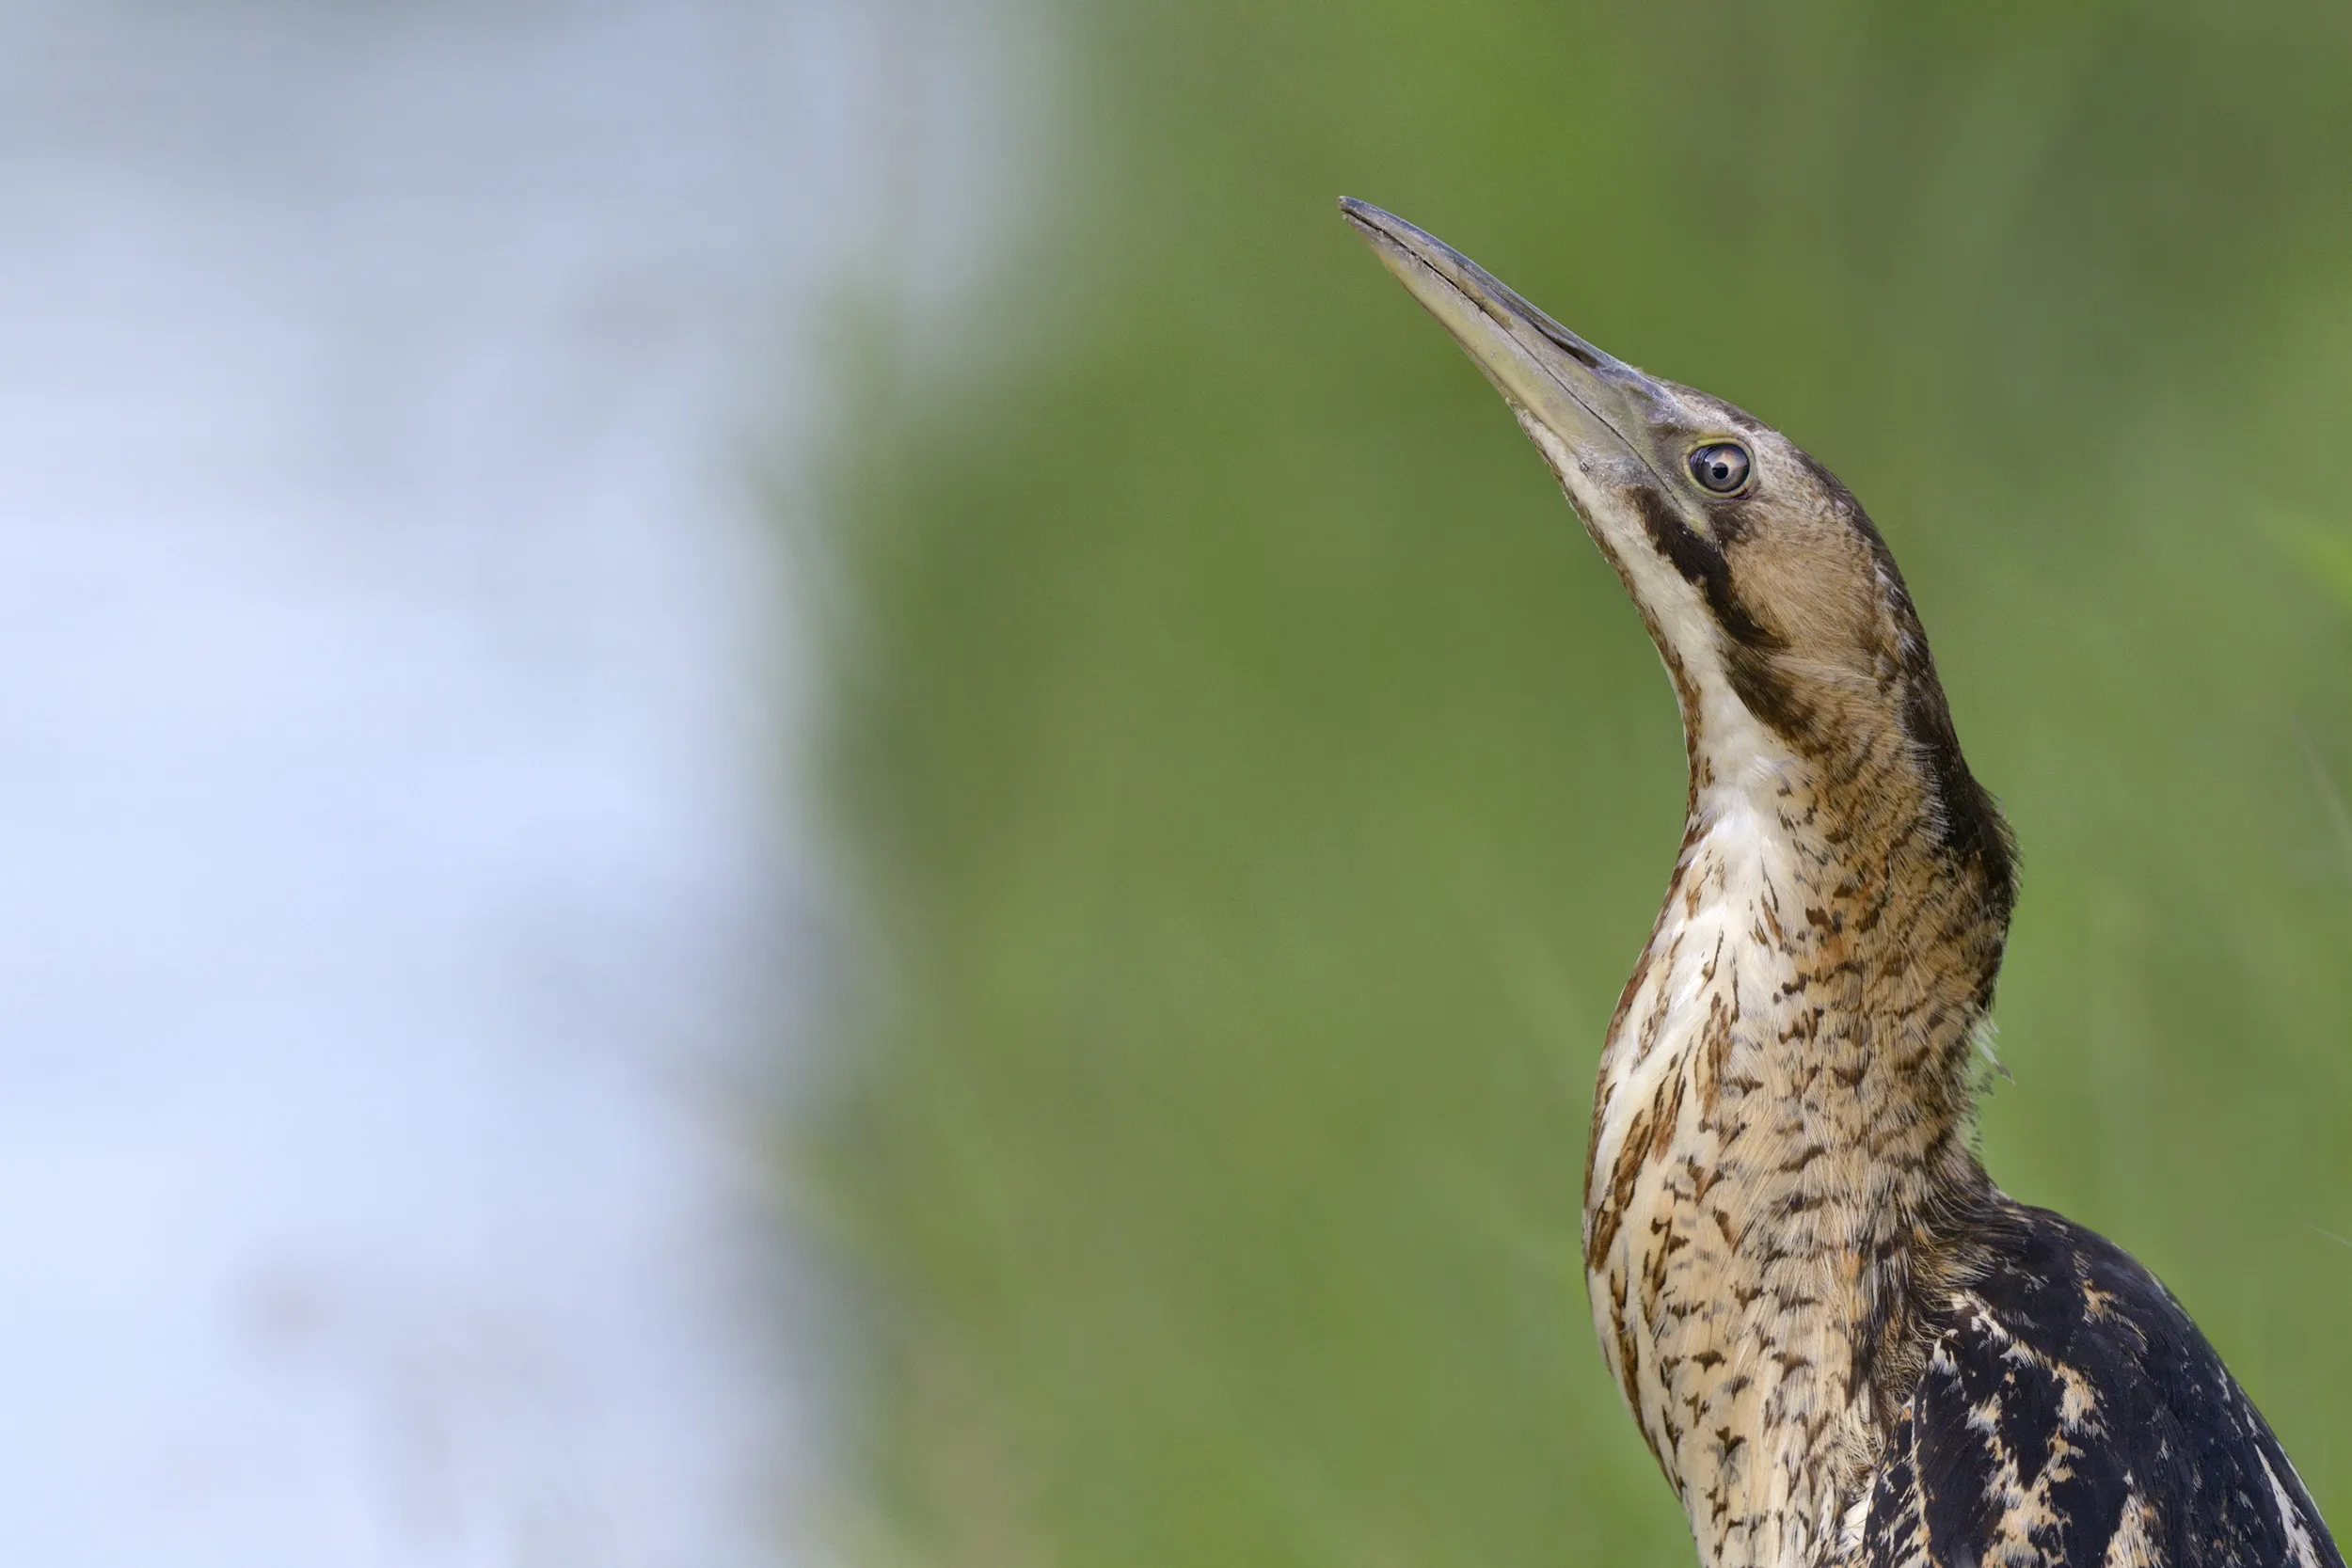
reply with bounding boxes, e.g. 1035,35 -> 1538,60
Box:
814,2 -> 2352,1561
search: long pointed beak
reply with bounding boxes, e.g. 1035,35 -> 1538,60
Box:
1339,198 -> 1663,481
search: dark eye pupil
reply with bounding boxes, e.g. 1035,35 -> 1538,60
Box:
1689,442 -> 1751,494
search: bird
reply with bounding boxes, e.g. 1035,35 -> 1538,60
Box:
1339,196 -> 2343,1568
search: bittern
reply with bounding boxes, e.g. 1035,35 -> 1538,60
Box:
1341,197 -> 2342,1568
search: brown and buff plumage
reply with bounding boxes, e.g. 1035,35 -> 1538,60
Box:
1341,197 -> 2341,1568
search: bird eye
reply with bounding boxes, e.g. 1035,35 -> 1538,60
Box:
1688,442 -> 1752,496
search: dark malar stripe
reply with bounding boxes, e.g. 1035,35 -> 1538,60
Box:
1626,484 -> 1779,652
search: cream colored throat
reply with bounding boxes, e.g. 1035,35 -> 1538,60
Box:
1580,770 -> 1976,1568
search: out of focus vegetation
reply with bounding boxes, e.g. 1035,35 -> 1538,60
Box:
815,3 -> 2352,1560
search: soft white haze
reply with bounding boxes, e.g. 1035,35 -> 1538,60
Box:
0,2 -> 1022,1562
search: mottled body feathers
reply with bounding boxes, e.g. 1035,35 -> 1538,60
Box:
1862,1204 -> 2341,1568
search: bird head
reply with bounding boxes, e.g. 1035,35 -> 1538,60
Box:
1341,197 -> 2013,911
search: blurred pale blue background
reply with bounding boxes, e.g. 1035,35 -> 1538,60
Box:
0,2 -> 1022,1561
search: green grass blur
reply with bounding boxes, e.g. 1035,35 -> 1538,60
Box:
813,4 -> 2352,1560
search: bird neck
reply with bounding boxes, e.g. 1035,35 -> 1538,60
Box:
1581,706 -> 2008,1568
